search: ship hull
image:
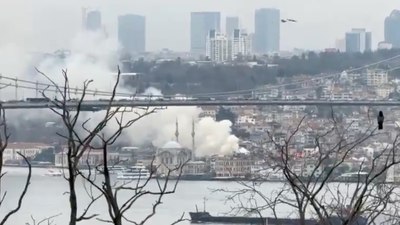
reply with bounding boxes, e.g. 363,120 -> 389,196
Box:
189,212 -> 266,224
189,212 -> 367,225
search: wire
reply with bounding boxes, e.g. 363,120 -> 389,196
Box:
189,53 -> 400,97
1,53 -> 400,99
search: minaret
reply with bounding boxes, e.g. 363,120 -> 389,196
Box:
82,7 -> 87,29
191,119 -> 196,158
175,118 -> 179,143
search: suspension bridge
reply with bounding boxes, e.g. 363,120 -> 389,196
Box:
1,99 -> 400,110
1,54 -> 400,110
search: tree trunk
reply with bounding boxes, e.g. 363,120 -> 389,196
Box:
68,154 -> 77,225
114,216 -> 122,225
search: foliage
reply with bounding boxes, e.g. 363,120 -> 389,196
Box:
123,49 -> 400,95
216,106 -> 237,125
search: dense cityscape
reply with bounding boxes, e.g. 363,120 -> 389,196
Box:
1,1 -> 400,225
4,8 -> 400,183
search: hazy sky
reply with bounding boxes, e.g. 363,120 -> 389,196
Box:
1,0 -> 400,52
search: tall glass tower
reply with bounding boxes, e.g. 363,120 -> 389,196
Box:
190,12 -> 221,54
254,8 -> 280,54
118,14 -> 146,53
385,10 -> 400,48
226,17 -> 239,37
85,10 -> 101,31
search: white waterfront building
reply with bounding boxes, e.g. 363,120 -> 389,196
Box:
366,69 -> 388,86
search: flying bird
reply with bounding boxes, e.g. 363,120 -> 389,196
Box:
281,19 -> 297,23
377,111 -> 384,130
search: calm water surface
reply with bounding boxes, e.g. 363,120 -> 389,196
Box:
1,167 -> 379,225
0,167 -> 293,225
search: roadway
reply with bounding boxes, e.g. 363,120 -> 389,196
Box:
1,100 -> 400,109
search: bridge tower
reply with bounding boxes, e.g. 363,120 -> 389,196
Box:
14,78 -> 18,100
35,81 -> 39,98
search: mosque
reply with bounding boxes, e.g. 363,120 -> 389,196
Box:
155,119 -> 197,176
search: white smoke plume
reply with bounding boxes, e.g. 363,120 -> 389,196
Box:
89,106 -> 239,156
196,117 -> 239,156
0,30 -> 121,101
0,44 -> 34,101
0,26 -> 239,156
35,31 -> 121,97
141,87 -> 163,96
108,86 -> 239,156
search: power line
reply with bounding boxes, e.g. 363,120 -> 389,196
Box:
191,53 -> 400,97
2,53 -> 400,100
0,74 -> 133,97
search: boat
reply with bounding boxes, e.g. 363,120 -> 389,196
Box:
189,211 -> 368,225
97,165 -> 126,174
45,169 -> 62,177
334,172 -> 369,182
117,164 -> 150,180
190,211 -> 267,224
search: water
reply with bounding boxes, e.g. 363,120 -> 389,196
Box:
0,167 -> 384,225
0,167 -> 291,225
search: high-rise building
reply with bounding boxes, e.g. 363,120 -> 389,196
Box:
254,8 -> 280,54
191,12 -> 221,54
385,10 -> 400,48
226,17 -> 239,38
345,28 -> 372,53
231,29 -> 252,60
366,69 -> 388,86
118,14 -> 146,53
84,10 -> 102,31
206,29 -> 252,62
335,38 -> 346,52
206,30 -> 229,62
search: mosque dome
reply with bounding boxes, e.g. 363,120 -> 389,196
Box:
161,141 -> 183,149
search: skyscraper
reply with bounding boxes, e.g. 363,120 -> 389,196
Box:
226,17 -> 239,37
254,8 -> 280,54
85,10 -> 102,31
385,10 -> 400,48
206,30 -> 229,62
118,14 -> 146,53
345,28 -> 372,53
191,12 -> 221,54
231,29 -> 252,60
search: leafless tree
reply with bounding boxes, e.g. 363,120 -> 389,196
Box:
38,67 -> 129,225
0,107 -> 32,225
216,108 -> 400,225
39,67 -> 188,225
79,141 -> 188,225
26,213 -> 62,225
76,105 -> 189,225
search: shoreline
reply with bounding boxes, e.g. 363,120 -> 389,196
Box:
4,165 -> 392,184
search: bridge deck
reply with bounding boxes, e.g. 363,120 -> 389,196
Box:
1,100 -> 400,109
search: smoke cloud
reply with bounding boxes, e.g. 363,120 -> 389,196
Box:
35,31 -> 121,97
104,106 -> 239,156
142,87 -> 163,96
0,25 -> 239,156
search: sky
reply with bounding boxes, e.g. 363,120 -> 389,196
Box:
0,0 -> 400,52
